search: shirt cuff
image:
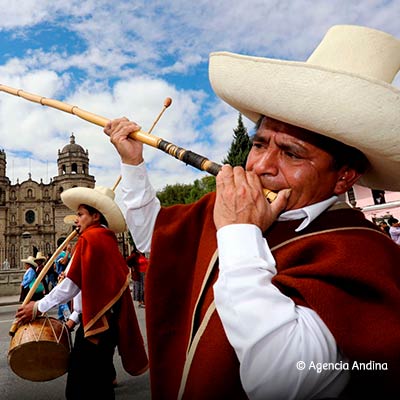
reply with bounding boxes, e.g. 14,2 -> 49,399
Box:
69,311 -> 80,324
121,162 -> 147,189
216,224 -> 276,273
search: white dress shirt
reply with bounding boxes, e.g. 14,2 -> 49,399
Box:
121,162 -> 350,399
38,256 -> 82,324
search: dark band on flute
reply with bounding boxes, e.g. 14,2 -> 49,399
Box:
158,140 -> 222,176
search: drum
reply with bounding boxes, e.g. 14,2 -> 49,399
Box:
8,316 -> 72,382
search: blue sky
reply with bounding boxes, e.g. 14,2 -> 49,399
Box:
1,0 -> 400,201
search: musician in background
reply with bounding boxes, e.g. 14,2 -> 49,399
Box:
105,25 -> 400,399
16,186 -> 148,399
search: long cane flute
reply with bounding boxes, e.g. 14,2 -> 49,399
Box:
0,84 -> 277,202
9,229 -> 78,336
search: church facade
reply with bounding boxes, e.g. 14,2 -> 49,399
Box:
0,134 -> 95,269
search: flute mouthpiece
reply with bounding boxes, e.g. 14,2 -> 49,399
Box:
263,189 -> 278,203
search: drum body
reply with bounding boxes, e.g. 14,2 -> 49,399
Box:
8,316 -> 72,381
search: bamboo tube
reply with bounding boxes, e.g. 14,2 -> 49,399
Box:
9,229 -> 78,336
0,84 -> 277,202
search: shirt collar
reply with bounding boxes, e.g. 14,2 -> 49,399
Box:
277,196 -> 339,232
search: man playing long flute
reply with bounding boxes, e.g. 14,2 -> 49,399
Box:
16,186 -> 148,399
105,25 -> 400,399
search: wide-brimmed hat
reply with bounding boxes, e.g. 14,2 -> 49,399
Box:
63,214 -> 76,225
21,256 -> 38,268
61,186 -> 126,233
34,251 -> 47,262
209,25 -> 400,191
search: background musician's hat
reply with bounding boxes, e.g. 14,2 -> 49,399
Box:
34,252 -> 47,262
63,215 -> 76,225
21,256 -> 38,268
209,25 -> 400,191
61,186 -> 126,233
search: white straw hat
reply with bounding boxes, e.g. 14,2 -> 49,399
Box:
21,256 -> 38,268
209,25 -> 400,191
61,186 -> 126,233
63,214 -> 76,225
34,252 -> 47,262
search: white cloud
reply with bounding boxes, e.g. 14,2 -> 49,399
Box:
3,1 -> 400,79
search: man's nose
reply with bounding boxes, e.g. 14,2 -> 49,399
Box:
250,149 -> 279,176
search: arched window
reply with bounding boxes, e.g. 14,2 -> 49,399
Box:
71,163 -> 78,173
27,189 -> 33,198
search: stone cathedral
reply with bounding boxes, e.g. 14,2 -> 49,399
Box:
0,134 -> 95,269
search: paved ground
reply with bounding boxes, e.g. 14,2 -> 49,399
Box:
0,295 -> 20,307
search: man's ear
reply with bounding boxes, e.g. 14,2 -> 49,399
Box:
334,167 -> 362,195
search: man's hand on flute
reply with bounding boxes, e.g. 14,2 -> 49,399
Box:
104,118 -> 144,166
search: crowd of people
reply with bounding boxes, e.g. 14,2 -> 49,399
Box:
12,23 -> 400,399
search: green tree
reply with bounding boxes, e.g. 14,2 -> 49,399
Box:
156,183 -> 193,206
186,176 -> 216,204
222,113 -> 252,167
157,175 -> 216,206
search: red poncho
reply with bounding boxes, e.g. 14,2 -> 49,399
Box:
67,225 -> 148,376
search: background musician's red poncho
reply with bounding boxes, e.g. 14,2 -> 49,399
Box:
67,224 -> 148,375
